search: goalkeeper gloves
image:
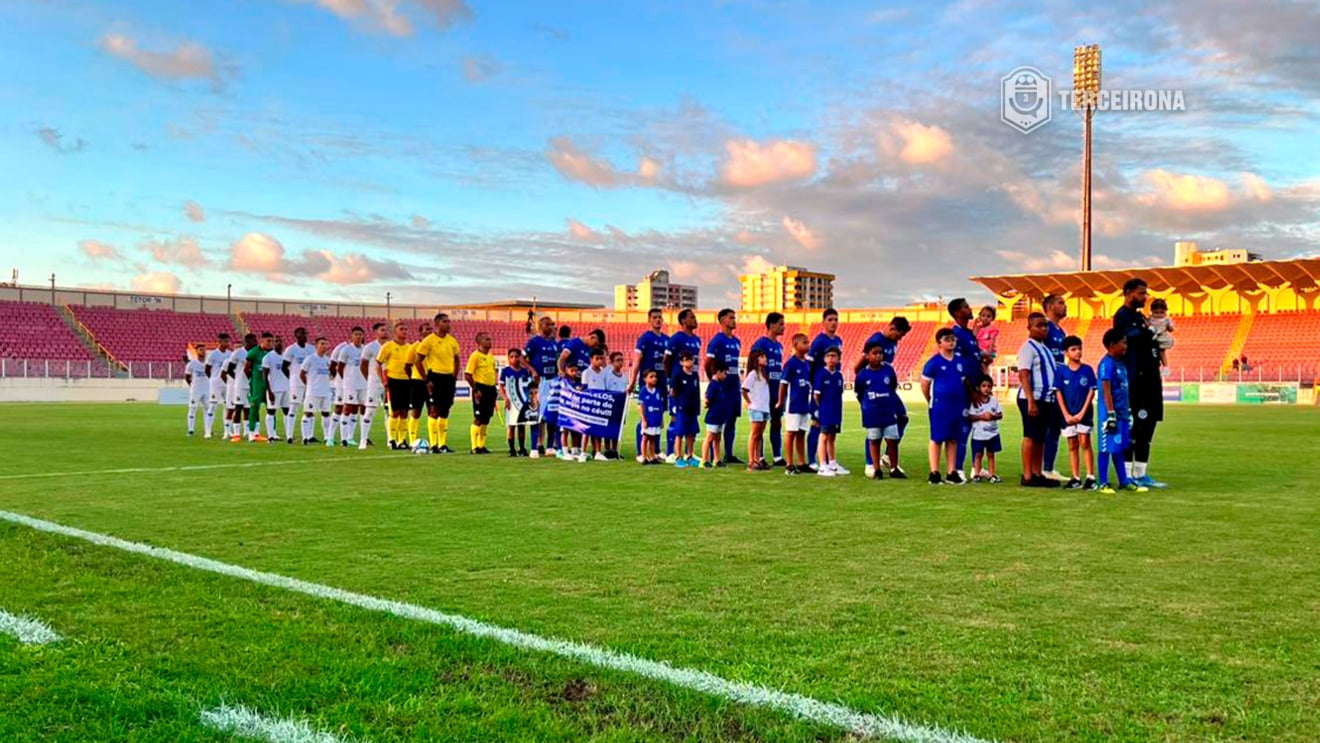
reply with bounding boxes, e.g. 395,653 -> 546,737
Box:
1103,413 -> 1117,434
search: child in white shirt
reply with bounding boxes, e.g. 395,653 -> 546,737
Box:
966,374 -> 1004,483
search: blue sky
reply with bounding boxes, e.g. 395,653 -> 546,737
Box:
2,0 -> 1317,307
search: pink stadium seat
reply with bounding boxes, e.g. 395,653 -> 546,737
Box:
68,306 -> 238,377
0,301 -> 96,363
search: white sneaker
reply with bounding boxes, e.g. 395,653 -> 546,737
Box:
1043,470 -> 1064,481
864,465 -> 876,478
529,450 -> 541,459
204,432 -> 212,440
594,453 -> 609,462
546,448 -> 557,457
636,454 -> 646,463
358,440 -> 369,451
832,463 -> 850,476
817,467 -> 835,477
807,463 -> 819,472
577,452 -> 588,463
664,453 -> 678,464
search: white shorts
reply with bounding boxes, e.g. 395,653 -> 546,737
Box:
332,381 -> 345,406
706,423 -> 724,435
208,382 -> 225,405
288,386 -> 305,407
366,384 -> 384,408
304,396 -> 332,415
784,413 -> 811,432
643,426 -> 663,436
866,425 -> 899,441
343,387 -> 366,406
189,389 -> 208,405
269,391 -> 289,410
228,385 -> 249,408
1063,423 -> 1093,438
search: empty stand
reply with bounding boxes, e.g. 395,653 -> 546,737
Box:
69,306 -> 237,378
0,302 -> 96,362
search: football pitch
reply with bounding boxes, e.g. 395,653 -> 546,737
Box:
2,403 -> 1318,742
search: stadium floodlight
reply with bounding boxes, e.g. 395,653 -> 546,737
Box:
1074,43 -> 1101,272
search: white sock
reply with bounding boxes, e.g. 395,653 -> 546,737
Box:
328,413 -> 340,439
302,416 -> 313,441
360,407 -> 376,441
339,414 -> 352,442
1133,461 -> 1148,478
266,414 -> 277,438
321,415 -> 334,441
187,402 -> 198,433
285,411 -> 297,438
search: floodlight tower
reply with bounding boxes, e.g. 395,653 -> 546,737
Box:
1074,44 -> 1101,272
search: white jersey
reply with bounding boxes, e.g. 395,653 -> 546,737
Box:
967,397 -> 1003,440
330,342 -> 350,388
205,349 -> 230,387
186,359 -> 208,394
335,342 -> 368,390
582,366 -> 608,391
603,369 -> 629,393
227,348 -> 251,391
301,354 -> 332,399
261,350 -> 289,393
283,342 -> 312,391
362,339 -> 384,390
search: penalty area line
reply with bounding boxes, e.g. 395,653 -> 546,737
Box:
0,509 -> 993,743
200,704 -> 355,743
0,608 -> 62,645
0,455 -> 400,482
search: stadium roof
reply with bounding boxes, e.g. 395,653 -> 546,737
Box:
970,257 -> 1320,299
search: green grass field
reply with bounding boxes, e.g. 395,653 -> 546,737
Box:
2,402 -> 1318,742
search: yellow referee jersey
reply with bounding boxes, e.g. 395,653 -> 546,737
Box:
377,340 -> 413,380
408,341 -> 426,380
465,350 -> 497,387
413,333 -> 461,375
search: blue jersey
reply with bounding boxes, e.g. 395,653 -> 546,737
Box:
807,333 -> 842,379
704,382 -> 727,425
524,336 -> 560,378
670,368 -> 700,416
666,331 -> 703,369
750,336 -> 785,383
781,355 -> 813,415
863,333 -> 898,364
638,385 -> 666,427
951,324 -> 980,380
561,337 -> 592,372
813,368 -> 844,427
635,330 -> 669,377
922,353 -> 970,411
706,332 -> 741,377
1045,321 -> 1067,366
855,364 -> 898,429
1096,356 -> 1129,418
1056,363 -> 1097,423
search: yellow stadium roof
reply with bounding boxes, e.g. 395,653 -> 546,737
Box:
970,256 -> 1320,299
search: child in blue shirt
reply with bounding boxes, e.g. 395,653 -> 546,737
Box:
669,351 -> 701,467
855,341 -> 902,479
701,360 -> 729,468
1055,335 -> 1097,490
1096,328 -> 1147,493
812,347 -> 847,477
921,328 -> 970,485
498,348 -> 534,457
778,333 -> 812,475
637,369 -> 666,465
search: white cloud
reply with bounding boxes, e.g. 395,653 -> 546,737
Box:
131,271 -> 182,294
290,0 -> 473,37
227,232 -> 410,284
230,233 -> 286,272
1136,169 -> 1233,211
99,32 -> 220,83
546,137 -> 620,188
722,139 -> 816,188
566,218 -> 598,241
184,200 -> 206,223
144,236 -> 210,270
885,118 -> 954,165
78,240 -> 122,261
781,216 -> 822,250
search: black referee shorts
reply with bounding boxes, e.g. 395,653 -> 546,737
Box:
472,383 -> 497,425
1130,375 -> 1165,423
427,372 -> 457,417
410,379 -> 429,413
387,378 -> 413,413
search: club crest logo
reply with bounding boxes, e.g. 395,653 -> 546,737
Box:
1001,66 -> 1052,134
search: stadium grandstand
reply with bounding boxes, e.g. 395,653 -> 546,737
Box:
2,245 -> 1317,386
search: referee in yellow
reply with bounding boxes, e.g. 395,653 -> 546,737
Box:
412,312 -> 461,453
375,321 -> 413,450
464,332 -> 498,454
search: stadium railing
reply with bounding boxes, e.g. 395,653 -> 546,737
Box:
1,358 -> 117,379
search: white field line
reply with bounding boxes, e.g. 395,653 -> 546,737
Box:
200,704 -> 354,743
0,608 -> 62,644
0,509 -> 992,743
0,455 -> 399,482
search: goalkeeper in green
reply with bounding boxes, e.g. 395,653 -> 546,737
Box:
244,332 -> 274,442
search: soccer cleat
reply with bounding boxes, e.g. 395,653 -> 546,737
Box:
987,475 -> 1003,484
344,439 -> 358,447
889,468 -> 908,479
545,448 -> 557,457
1043,470 -> 1064,481
832,463 -> 851,476
230,435 -> 242,443
928,471 -> 942,485
1066,477 -> 1082,489
286,437 -> 294,445
308,437 -> 322,444
268,438 -> 279,445
325,439 -> 336,448
439,446 -> 453,454
1120,483 -> 1150,493
665,453 -> 678,464
1097,484 -> 1117,495
1134,475 -> 1167,489
187,431 -> 194,437
784,466 -> 798,476
676,458 -> 688,469
636,455 -> 646,463
431,446 -> 442,454
772,458 -> 788,468
946,470 -> 967,485
723,455 -> 745,466
1082,476 -> 1097,491
577,452 -> 589,463
864,465 -> 876,479
594,453 -> 609,462
871,467 -> 884,480
366,438 -> 375,447
529,450 -> 541,459
806,463 -> 819,473
358,440 -> 369,451
517,449 -> 529,458
817,467 -> 835,477
685,456 -> 699,468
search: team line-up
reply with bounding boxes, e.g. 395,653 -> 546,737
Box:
181,278 -> 1170,492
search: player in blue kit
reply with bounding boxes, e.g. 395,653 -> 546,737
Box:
636,369 -> 666,465
778,333 -> 812,475
705,308 -> 743,465
1055,335 -> 1097,490
524,316 -> 562,458
664,309 -> 702,461
805,308 -> 842,470
1041,294 -> 1069,480
669,350 -> 701,467
629,308 -> 668,461
855,341 -> 903,479
856,316 -> 911,476
812,347 -> 847,476
947,299 -> 981,475
921,327 -> 970,485
1096,328 -> 1148,494
557,328 -> 603,377
700,360 -> 729,468
749,312 -> 787,466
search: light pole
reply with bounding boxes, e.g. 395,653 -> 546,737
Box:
226,283 -> 232,316
386,291 -> 392,319
1074,44 -> 1101,272
50,273 -> 56,304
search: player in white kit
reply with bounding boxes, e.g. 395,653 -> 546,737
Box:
300,337 -> 334,444
359,322 -> 387,450
224,333 -> 256,441
202,333 -> 232,439
332,327 -> 368,448
260,335 -> 289,443
184,344 -> 208,436
281,327 -> 313,443
328,338 -> 351,445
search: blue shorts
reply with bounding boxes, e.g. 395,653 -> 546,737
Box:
928,405 -> 963,443
1098,416 -> 1131,455
971,435 -> 1002,455
537,379 -> 559,418
674,411 -> 700,437
749,410 -> 770,423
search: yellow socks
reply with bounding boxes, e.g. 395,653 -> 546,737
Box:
478,424 -> 489,448
407,416 -> 420,445
436,418 -> 449,447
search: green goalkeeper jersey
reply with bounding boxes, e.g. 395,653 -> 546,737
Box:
246,346 -> 269,398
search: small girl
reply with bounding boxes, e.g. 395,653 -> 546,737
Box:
975,305 -> 999,370
1147,298 -> 1174,367
966,374 -> 1003,483
740,349 -> 771,471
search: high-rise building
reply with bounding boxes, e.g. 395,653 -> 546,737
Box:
1173,241 -> 1262,267
613,270 -> 699,312
739,264 -> 835,313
